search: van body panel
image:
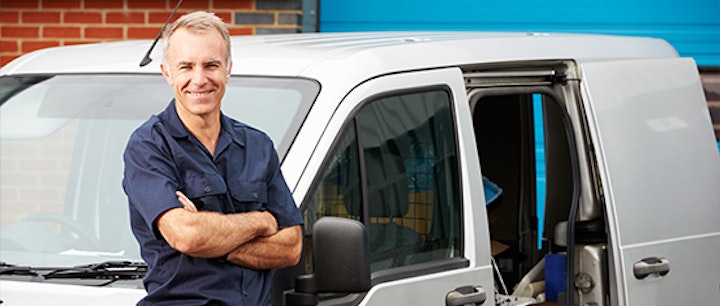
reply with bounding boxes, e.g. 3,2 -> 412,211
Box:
620,233 -> 720,305
359,266 -> 492,305
0,280 -> 146,305
1,32 -> 678,77
578,57 -> 720,305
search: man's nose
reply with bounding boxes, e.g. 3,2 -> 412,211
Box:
190,68 -> 208,85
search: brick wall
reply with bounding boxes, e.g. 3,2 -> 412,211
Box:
0,121 -> 77,226
701,69 -> 720,141
0,0 -> 304,66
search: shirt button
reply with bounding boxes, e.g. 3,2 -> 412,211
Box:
253,192 -> 259,199
204,186 -> 211,193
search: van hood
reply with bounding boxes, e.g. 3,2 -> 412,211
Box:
0,280 -> 145,305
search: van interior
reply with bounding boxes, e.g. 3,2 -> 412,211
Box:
466,60 -> 608,305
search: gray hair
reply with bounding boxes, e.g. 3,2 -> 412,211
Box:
161,11 -> 232,72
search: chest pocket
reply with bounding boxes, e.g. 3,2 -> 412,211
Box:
182,172 -> 228,212
228,180 -> 268,213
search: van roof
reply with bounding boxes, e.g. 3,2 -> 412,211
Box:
1,31 -> 679,77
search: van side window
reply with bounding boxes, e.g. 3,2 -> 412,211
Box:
303,89 -> 462,274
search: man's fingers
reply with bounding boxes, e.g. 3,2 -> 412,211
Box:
176,191 -> 198,212
262,211 -> 279,236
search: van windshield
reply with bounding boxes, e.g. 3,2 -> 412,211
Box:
0,74 -> 318,270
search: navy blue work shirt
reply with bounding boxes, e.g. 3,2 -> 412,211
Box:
122,100 -> 303,306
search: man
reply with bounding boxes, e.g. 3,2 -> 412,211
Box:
122,11 -> 303,305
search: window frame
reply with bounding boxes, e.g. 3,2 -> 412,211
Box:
298,84 -> 469,287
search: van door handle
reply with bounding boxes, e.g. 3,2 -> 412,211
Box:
446,285 -> 486,306
633,257 -> 670,279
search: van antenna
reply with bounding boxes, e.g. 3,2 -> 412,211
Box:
139,0 -> 183,67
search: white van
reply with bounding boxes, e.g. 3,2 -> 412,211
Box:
1,32 -> 719,306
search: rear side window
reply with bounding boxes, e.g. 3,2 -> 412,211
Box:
303,88 -> 462,274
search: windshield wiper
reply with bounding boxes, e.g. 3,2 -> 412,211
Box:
1,261 -> 146,286
43,261 -> 147,281
0,262 -> 39,277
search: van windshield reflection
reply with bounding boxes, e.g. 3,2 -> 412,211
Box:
0,74 -> 317,270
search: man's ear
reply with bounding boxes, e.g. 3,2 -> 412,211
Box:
226,61 -> 233,79
160,63 -> 173,84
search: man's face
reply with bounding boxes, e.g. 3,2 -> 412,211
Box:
161,27 -> 231,119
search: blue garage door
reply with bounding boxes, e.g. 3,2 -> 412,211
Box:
319,0 -> 720,248
319,0 -> 720,67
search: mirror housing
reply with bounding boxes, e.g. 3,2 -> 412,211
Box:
285,217 -> 371,306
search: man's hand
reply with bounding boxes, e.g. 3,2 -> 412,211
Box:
176,191 -> 198,212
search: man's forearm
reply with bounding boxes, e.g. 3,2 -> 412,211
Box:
226,225 -> 302,270
158,208 -> 278,258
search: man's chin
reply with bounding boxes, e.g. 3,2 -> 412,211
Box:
177,100 -> 221,117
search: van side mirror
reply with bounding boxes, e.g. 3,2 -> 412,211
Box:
285,217 -> 371,306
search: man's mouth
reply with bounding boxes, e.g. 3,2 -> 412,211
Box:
187,90 -> 214,97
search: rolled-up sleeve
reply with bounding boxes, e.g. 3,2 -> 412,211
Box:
265,148 -> 303,228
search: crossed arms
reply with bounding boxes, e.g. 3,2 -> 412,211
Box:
156,191 -> 302,270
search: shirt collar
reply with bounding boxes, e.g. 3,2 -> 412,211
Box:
220,112 -> 246,147
160,99 -> 246,147
160,100 -> 187,139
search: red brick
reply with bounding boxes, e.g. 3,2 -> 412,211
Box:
42,0 -> 81,9
228,27 -> 253,36
214,0 -> 253,10
84,26 -> 124,39
0,11 -> 21,24
21,40 -> 60,52
84,38 -> 115,42
84,0 -> 124,9
0,40 -> 19,53
64,12 -> 103,24
178,0 -> 210,10
214,12 -> 232,23
22,11 -> 61,23
128,26 -> 161,39
107,12 -> 145,24
0,0 -> 39,9
0,55 -> 19,67
62,40 -> 91,46
0,54 -> 20,68
43,26 -> 81,38
148,12 -> 181,24
1,26 -> 40,38
127,0 -> 168,9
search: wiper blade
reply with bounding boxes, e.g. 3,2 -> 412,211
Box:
43,261 -> 147,280
0,262 -> 39,277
